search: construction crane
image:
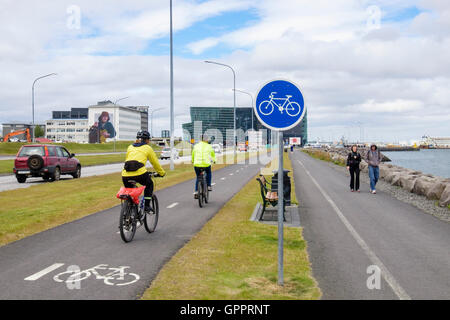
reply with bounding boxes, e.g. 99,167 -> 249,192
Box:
2,129 -> 31,142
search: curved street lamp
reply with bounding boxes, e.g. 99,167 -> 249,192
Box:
113,96 -> 131,151
32,73 -> 57,142
205,60 -> 236,154
150,107 -> 164,138
233,89 -> 254,131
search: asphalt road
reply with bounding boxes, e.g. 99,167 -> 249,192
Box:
0,156 -> 192,192
0,161 -> 262,299
291,150 -> 450,299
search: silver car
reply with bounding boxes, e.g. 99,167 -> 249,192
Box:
160,147 -> 179,160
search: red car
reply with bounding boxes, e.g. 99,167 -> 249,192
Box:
13,144 -> 81,183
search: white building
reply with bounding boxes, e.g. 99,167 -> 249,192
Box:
88,101 -> 148,142
46,119 -> 89,143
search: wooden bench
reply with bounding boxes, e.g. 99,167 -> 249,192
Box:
256,174 -> 286,221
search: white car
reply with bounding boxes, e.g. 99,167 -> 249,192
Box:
212,144 -> 222,154
160,147 -> 179,160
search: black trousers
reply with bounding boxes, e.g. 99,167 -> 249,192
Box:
122,172 -> 154,206
349,166 -> 360,190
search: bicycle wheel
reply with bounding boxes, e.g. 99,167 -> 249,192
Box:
197,179 -> 204,208
119,200 -> 137,243
259,100 -> 274,116
144,195 -> 159,233
286,101 -> 301,117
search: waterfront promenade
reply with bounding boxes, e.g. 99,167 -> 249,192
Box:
291,150 -> 450,299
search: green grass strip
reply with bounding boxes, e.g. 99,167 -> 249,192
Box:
141,158 -> 320,300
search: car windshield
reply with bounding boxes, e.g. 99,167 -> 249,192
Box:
18,146 -> 45,157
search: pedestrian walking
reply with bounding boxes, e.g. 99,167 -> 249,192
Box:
366,144 -> 382,194
346,145 -> 361,192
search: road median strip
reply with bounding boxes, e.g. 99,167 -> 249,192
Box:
141,155 -> 319,300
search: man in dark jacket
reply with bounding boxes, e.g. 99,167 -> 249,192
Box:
346,145 -> 361,192
366,144 -> 382,194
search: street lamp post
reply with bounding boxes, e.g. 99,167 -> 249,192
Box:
113,96 -> 131,152
169,0 -> 175,171
150,108 -> 164,138
205,60 -> 236,155
233,89 -> 254,131
32,73 -> 57,142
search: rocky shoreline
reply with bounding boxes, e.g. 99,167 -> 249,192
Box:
309,147 -> 450,222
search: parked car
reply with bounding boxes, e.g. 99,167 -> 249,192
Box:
13,144 -> 81,183
238,144 -> 247,152
160,147 -> 179,160
212,144 -> 222,154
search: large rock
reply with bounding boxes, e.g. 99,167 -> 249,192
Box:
426,181 -> 447,200
399,175 -> 419,192
413,176 -> 435,196
438,184 -> 450,207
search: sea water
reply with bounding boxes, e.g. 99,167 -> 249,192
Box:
382,149 -> 450,179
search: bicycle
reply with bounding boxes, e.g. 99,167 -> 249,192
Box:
196,168 -> 209,208
116,172 -> 160,243
53,264 -> 139,286
258,92 -> 301,117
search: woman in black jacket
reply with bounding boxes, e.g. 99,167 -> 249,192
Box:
346,145 -> 361,192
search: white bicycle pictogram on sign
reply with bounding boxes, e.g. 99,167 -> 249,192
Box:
53,264 -> 140,286
258,92 -> 301,117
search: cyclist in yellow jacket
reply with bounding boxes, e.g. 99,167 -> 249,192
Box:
192,134 -> 216,198
122,130 -> 166,213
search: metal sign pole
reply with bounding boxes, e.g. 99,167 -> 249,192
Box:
278,130 -> 284,286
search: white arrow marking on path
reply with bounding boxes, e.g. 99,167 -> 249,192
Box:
24,263 -> 65,281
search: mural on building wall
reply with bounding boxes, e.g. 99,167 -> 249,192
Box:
89,111 -> 116,143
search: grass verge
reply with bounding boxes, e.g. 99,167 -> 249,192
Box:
0,146 -> 165,175
0,141 -> 137,155
302,149 -> 346,167
141,162 -> 320,300
0,152 -> 257,246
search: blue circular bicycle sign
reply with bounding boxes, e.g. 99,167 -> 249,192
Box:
255,79 -> 306,131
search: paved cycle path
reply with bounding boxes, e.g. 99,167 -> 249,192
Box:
291,151 -> 450,299
0,161 -> 262,299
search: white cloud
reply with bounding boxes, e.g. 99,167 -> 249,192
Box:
0,0 -> 449,142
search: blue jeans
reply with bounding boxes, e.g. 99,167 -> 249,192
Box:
368,165 -> 379,191
194,166 -> 212,191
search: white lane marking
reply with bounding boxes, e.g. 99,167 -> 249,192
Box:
229,173 -> 234,176
297,159 -> 411,300
167,202 -> 179,209
221,177 -> 226,180
25,263 -> 65,281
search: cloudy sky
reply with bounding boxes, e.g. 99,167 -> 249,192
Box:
1,0 -> 449,143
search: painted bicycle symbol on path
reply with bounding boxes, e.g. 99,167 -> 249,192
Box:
258,92 -> 301,117
53,264 -> 140,287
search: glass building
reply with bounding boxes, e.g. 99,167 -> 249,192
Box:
182,106 -> 307,146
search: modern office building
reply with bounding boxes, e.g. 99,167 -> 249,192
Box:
45,108 -> 89,143
182,106 -> 307,146
88,101 -> 149,142
161,130 -> 170,138
45,102 -> 149,143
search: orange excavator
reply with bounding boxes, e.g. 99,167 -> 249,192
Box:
2,129 -> 31,142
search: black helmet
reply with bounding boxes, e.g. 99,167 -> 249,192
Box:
137,130 -> 151,140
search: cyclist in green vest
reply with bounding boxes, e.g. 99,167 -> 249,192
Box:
192,134 -> 216,199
